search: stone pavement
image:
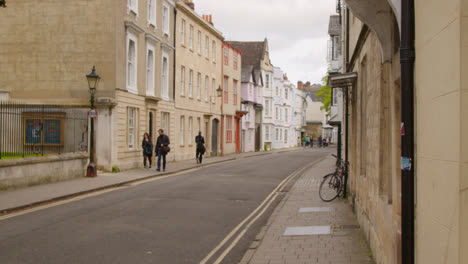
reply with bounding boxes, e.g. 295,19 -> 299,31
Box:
0,148 -> 300,214
240,156 -> 374,264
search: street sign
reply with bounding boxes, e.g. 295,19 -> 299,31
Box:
88,109 -> 97,119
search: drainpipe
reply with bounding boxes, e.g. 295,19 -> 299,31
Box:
400,0 -> 415,263
346,7 -> 350,71
173,8 -> 177,102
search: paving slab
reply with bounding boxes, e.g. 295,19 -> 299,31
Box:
245,155 -> 374,264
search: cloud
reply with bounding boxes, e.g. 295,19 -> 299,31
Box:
192,0 -> 337,84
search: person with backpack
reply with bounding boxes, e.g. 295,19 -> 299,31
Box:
142,133 -> 153,169
155,129 -> 170,172
195,131 -> 205,164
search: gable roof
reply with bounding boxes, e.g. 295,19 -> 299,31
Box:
241,65 -> 254,83
226,40 -> 266,71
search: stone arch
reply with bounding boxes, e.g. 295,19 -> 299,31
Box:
345,0 -> 400,62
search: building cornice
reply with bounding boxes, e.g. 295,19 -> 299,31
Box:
145,32 -> 161,43
161,42 -> 175,50
124,20 -> 145,34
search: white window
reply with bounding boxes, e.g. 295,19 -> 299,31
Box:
249,84 -> 253,96
162,4 -> 169,36
189,25 -> 194,50
197,118 -> 201,134
276,86 -> 279,96
280,129 -> 282,141
128,107 -> 136,148
180,66 -> 185,96
275,128 -> 279,141
205,36 -> 209,58
189,70 -> 193,97
161,112 -> 169,134
128,0 -> 138,14
265,126 -> 270,141
285,109 -> 288,122
205,75 -> 209,101
161,52 -> 169,99
146,46 -> 155,96
265,100 -> 270,116
180,116 -> 185,145
275,107 -> 279,120
126,32 -> 137,93
285,88 -> 288,99
265,74 -> 269,88
197,73 -> 201,99
284,130 -> 288,143
248,130 -> 252,143
212,78 -> 215,103
147,0 -> 156,27
280,109 -> 283,121
181,19 -> 185,45
197,31 -> 201,53
188,117 -> 193,145
212,40 -> 216,62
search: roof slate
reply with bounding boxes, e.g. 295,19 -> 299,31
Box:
226,41 -> 265,71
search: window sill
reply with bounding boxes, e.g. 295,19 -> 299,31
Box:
181,43 -> 186,48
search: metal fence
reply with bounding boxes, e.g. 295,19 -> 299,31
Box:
0,101 -> 89,159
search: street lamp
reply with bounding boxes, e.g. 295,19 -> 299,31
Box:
216,85 -> 222,97
86,66 -> 100,177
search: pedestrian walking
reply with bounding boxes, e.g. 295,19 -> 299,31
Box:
142,133 -> 153,168
306,136 -> 310,147
155,129 -> 170,172
301,136 -> 306,147
310,136 -> 314,148
195,131 -> 205,164
318,135 -> 322,148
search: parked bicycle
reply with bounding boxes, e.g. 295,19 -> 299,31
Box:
319,154 -> 348,202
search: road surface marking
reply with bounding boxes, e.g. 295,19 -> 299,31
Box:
200,167 -> 302,264
299,207 -> 334,212
0,168 -> 201,221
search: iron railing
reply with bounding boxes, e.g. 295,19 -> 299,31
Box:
0,101 -> 89,159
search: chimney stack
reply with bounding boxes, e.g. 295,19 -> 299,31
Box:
209,14 -> 213,25
183,0 -> 195,10
297,81 -> 303,90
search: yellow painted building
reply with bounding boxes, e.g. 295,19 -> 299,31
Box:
174,1 -> 224,160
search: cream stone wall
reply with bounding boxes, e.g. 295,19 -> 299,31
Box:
0,0 -> 117,104
173,2 -> 223,160
414,0 -> 467,263
346,12 -> 401,263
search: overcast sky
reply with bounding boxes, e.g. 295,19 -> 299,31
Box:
192,0 -> 337,86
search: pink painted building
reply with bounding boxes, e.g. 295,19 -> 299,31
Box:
240,66 -> 263,152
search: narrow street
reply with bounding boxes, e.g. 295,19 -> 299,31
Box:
0,148 -> 334,264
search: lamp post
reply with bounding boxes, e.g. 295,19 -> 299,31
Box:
86,66 -> 100,177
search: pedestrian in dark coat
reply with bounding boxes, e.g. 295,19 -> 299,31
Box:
195,131 -> 205,164
142,133 -> 153,168
155,129 -> 170,172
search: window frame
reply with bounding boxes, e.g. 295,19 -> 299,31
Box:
212,40 -> 216,62
147,0 -> 156,27
180,66 -> 185,96
189,25 -> 194,50
181,19 -> 185,46
223,47 -> 229,65
161,51 -> 170,100
197,72 -> 201,100
127,0 -> 138,15
128,107 -> 137,149
226,116 -> 233,143
180,116 -> 185,146
233,79 -> 238,105
146,43 -> 156,96
126,31 -> 138,94
205,75 -> 209,102
197,31 -> 201,54
162,3 -> 170,36
188,117 -> 193,145
223,76 -> 228,104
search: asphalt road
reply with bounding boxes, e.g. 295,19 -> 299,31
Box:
0,148 -> 334,264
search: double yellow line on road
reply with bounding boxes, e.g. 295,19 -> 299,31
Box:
200,161 -> 316,264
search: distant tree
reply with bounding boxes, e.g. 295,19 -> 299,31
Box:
316,75 -> 332,115
0,0 -> 6,7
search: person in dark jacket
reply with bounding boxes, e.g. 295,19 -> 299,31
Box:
195,131 -> 205,164
155,129 -> 170,172
142,133 -> 153,168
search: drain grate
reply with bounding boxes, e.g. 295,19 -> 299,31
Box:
340,225 -> 360,230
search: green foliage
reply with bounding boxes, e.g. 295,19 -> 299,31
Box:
316,75 -> 332,115
112,166 -> 120,173
0,0 -> 6,7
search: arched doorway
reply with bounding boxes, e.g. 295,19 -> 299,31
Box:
211,119 -> 218,156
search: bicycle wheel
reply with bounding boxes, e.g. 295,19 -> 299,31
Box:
319,173 -> 342,202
